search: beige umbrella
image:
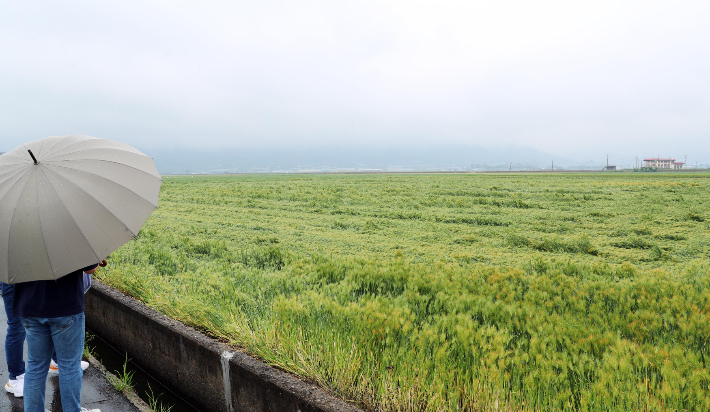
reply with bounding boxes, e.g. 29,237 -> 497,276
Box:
0,135 -> 161,283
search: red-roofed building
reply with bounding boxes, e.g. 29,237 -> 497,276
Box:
643,158 -> 684,169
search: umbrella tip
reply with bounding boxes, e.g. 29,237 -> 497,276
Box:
28,150 -> 38,165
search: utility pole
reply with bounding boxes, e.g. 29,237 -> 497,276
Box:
552,160 -> 554,171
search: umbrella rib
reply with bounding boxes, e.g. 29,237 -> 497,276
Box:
1,152 -> 31,162
34,140 -> 49,160
35,169 -> 61,280
48,161 -> 161,207
40,135 -> 78,157
48,158 -> 159,179
39,137 -> 98,161
3,172 -> 33,284
0,164 -> 31,182
45,166 -> 141,239
43,144 -> 140,162
0,163 -> 31,175
40,168 -> 112,262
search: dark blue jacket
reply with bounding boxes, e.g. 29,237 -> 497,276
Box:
13,264 -> 98,318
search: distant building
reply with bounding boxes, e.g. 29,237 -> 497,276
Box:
643,158 -> 684,169
603,165 -> 617,171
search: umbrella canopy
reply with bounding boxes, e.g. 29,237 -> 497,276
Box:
0,135 -> 161,283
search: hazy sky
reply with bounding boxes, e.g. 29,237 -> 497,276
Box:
2,1 -> 709,163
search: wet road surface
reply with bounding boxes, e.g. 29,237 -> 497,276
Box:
1,299 -> 139,412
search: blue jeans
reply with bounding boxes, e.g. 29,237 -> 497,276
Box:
20,313 -> 85,412
1,283 -> 26,380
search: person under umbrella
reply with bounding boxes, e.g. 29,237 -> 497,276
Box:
2,265 -> 99,398
0,135 -> 161,412
13,263 -> 102,412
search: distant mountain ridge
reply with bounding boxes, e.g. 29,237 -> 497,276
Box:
147,145 -> 578,174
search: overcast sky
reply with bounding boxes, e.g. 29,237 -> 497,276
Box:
1,0 -> 709,163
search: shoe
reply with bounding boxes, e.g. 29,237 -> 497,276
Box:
4,378 -> 15,395
4,373 -> 24,397
49,359 -> 90,374
80,407 -> 101,412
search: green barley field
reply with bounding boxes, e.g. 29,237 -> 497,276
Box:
96,172 -> 710,411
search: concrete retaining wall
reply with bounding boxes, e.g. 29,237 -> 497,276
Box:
85,281 -> 363,412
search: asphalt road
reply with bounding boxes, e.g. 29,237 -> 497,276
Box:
0,299 -> 139,412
